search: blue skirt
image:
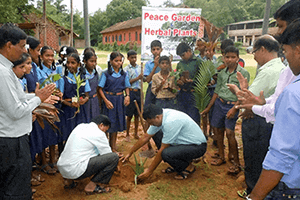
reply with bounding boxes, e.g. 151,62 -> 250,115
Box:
29,121 -> 44,161
85,95 -> 101,123
102,94 -> 126,133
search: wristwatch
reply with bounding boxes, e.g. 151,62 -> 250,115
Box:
246,195 -> 252,200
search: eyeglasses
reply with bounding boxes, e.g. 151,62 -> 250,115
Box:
252,47 -> 260,54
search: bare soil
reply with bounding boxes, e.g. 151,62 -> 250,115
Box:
32,120 -> 246,200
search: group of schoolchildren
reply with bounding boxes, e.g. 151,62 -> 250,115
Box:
16,33 -> 249,193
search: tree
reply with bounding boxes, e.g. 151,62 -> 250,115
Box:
0,0 -> 34,23
105,0 -> 147,27
90,9 -> 107,45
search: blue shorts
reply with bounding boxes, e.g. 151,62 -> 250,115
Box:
211,97 -> 238,131
125,90 -> 141,117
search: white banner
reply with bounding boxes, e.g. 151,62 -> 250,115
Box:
141,6 -> 202,62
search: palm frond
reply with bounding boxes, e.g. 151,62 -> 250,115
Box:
193,60 -> 216,112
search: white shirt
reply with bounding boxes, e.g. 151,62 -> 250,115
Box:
57,122 -> 112,179
252,66 -> 297,123
0,54 -> 41,137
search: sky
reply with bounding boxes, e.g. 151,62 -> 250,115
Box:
61,0 -> 182,14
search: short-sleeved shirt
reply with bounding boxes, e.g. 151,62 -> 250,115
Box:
60,71 -> 91,94
214,64 -> 250,102
262,75 -> 300,188
151,72 -> 177,99
124,64 -> 141,89
144,58 -> 160,84
176,55 -> 202,90
249,58 -> 284,98
98,68 -> 130,88
147,109 -> 207,145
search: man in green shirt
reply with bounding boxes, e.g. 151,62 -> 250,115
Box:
230,35 -> 284,197
201,46 -> 250,174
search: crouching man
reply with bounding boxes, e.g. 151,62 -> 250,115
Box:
122,104 -> 207,180
57,115 -> 119,195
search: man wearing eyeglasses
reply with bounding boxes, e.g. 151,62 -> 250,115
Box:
229,35 -> 285,198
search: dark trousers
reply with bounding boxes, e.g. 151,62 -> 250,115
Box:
161,143 -> 207,172
144,84 -> 156,107
77,152 -> 119,184
0,135 -> 32,200
242,115 -> 273,194
265,182 -> 300,200
177,90 -> 200,125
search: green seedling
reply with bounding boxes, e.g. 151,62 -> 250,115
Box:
66,73 -> 86,117
39,74 -> 61,89
130,154 -> 147,187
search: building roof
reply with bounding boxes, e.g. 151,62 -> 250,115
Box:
100,17 -> 142,34
228,18 -> 274,26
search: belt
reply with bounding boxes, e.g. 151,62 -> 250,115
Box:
272,182 -> 300,197
158,97 -> 175,101
219,97 -> 236,105
105,91 -> 123,96
129,88 -> 140,92
90,93 -> 97,98
181,89 -> 195,92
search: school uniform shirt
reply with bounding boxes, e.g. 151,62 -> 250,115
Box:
262,75 -> 300,188
124,64 -> 141,89
37,63 -> 64,92
214,64 -> 250,102
57,122 -> 112,179
252,65 -> 297,123
98,68 -> 131,88
60,71 -> 91,94
0,54 -> 41,137
144,58 -> 160,84
147,109 -> 207,145
151,72 -> 177,99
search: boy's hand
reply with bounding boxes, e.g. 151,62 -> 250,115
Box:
154,56 -> 160,67
138,73 -> 143,80
138,168 -> 152,181
226,107 -> 237,119
124,96 -> 130,106
71,102 -> 80,108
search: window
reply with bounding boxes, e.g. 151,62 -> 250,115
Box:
129,33 -> 131,41
139,33 -> 141,41
115,35 -> 117,42
105,36 -> 107,42
119,34 -> 122,41
124,33 -> 126,41
135,32 -> 138,41
112,35 -> 114,42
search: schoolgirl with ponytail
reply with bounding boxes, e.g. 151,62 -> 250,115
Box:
98,51 -> 130,156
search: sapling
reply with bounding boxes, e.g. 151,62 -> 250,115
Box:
130,154 -> 147,186
66,73 -> 86,117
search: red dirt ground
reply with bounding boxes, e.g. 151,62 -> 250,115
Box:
32,121 -> 246,200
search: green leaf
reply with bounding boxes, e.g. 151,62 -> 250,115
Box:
193,60 -> 217,113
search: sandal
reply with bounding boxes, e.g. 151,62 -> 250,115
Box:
40,165 -> 56,175
228,163 -> 241,174
161,167 -> 175,174
237,189 -> 248,199
64,181 -> 78,189
85,185 -> 111,195
32,173 -> 45,182
211,157 -> 226,166
182,167 -> 196,175
174,172 -> 188,180
211,152 -> 220,159
31,178 -> 41,186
